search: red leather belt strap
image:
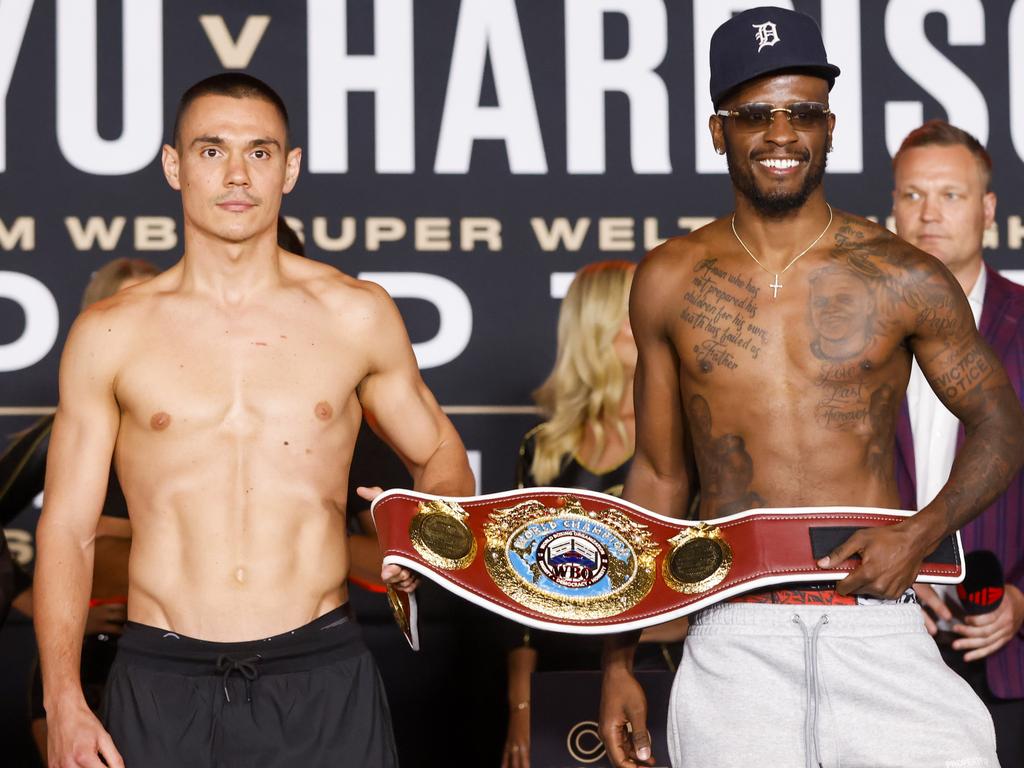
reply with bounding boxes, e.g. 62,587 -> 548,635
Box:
371,488 -> 963,650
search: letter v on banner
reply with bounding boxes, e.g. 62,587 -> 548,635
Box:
199,15 -> 271,69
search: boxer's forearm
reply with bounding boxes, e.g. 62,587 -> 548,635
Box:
35,522 -> 93,708
413,434 -> 475,497
507,645 -> 537,707
348,533 -> 384,585
917,387 -> 1024,550
622,457 -> 692,520
602,630 -> 643,673
11,586 -> 34,617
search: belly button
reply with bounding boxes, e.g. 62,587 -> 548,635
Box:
234,568 -> 246,584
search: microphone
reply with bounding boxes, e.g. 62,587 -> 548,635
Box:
956,550 -> 1005,615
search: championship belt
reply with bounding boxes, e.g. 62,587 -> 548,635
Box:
371,488 -> 964,650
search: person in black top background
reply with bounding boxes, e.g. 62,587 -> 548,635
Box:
503,261 -> 687,768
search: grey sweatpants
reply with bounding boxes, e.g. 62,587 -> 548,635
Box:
667,603 -> 998,768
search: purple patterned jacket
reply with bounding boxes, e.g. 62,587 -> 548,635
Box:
895,265 -> 1024,700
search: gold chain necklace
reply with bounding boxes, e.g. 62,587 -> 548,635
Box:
730,203 -> 834,299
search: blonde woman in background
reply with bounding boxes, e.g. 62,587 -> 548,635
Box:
503,260 -> 687,768
516,260 -> 637,496
79,258 -> 160,310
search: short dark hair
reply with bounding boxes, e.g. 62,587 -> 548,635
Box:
173,73 -> 290,147
893,119 -> 992,190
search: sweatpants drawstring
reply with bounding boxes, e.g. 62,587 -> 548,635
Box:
793,614 -> 830,768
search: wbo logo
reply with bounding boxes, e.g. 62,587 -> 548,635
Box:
524,521 -> 623,597
502,511 -> 631,604
537,530 -> 608,589
483,496 -> 660,621
752,21 -> 781,52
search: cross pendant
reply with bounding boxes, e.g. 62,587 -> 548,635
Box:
769,275 -> 783,298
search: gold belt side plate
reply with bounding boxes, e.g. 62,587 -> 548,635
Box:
663,522 -> 733,594
408,499 -> 478,570
386,586 -> 411,636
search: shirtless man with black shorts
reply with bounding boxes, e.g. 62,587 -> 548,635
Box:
598,8 -> 1023,768
35,73 -> 474,768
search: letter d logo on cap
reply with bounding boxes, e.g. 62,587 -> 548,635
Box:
752,22 -> 781,52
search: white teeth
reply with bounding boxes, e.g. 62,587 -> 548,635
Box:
760,158 -> 800,169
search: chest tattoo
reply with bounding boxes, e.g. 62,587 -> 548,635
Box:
680,258 -> 768,371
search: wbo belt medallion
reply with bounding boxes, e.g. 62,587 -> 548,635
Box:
408,499 -> 478,570
663,522 -> 733,593
483,495 -> 660,620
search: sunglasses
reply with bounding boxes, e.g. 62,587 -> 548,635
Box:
715,102 -> 831,132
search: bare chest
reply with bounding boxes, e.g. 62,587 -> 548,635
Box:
114,313 -> 365,436
671,256 -> 911,430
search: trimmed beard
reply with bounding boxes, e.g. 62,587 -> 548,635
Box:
725,138 -> 828,218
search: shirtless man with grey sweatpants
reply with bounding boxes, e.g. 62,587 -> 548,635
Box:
599,8 -> 1023,768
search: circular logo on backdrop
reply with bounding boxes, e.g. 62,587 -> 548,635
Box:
483,496 -> 661,621
566,721 -> 606,764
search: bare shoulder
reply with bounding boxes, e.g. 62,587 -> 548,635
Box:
63,270 -> 176,364
636,218 -> 729,293
829,210 -> 945,280
630,217 -> 729,331
280,252 -> 403,333
826,210 -> 963,317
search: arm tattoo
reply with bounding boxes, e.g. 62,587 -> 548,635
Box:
823,215 -> 1024,535
931,338 -> 995,399
930,362 -> 1023,533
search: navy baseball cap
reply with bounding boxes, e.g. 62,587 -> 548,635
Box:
710,7 -> 840,109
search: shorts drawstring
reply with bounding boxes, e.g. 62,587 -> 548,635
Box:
793,613 -> 830,768
215,654 -> 262,703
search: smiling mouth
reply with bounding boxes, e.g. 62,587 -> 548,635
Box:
758,158 -> 802,170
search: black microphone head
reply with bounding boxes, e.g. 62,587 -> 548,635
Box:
957,550 -> 1005,615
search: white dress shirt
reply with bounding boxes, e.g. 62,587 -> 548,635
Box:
906,262 -> 987,509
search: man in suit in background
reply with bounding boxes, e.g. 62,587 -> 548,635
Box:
892,119 -> 1024,765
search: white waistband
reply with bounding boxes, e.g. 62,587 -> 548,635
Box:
689,602 -> 926,637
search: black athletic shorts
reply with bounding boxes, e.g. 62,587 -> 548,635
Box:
102,604 -> 399,768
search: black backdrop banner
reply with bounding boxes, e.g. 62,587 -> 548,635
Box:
1,0 -> 1023,493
